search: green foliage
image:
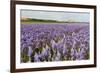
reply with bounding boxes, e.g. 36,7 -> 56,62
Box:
21,18 -> 66,24
85,49 -> 90,59
21,53 -> 29,63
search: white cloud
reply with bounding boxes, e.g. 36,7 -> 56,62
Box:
21,10 -> 90,22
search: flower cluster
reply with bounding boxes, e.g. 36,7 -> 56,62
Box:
21,23 -> 89,63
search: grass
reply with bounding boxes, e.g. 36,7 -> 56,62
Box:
21,21 -> 63,24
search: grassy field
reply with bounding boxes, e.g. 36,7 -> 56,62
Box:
21,18 -> 89,24
21,21 -> 63,24
21,18 -> 68,24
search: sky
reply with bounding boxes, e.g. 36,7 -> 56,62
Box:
21,10 -> 90,22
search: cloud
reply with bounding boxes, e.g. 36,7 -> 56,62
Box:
21,10 -> 90,22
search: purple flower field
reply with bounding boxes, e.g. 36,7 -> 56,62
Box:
21,23 -> 89,63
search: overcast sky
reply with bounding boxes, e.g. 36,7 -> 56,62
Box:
21,10 -> 90,22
